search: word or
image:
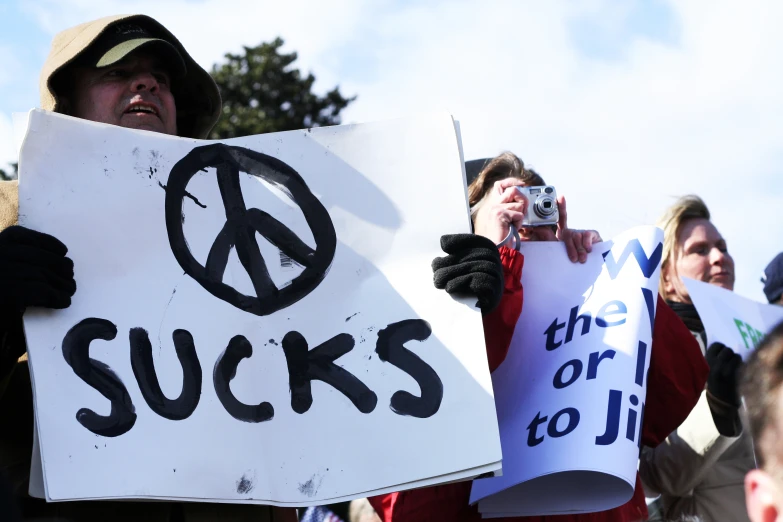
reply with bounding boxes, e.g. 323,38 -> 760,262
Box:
62,318 -> 443,437
525,341 -> 647,447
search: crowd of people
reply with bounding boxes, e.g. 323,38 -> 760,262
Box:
1,12 -> 782,522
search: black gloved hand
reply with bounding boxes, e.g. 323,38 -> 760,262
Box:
705,342 -> 742,408
432,234 -> 504,314
0,225 -> 76,311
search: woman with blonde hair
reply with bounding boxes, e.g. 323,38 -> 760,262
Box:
368,154 -> 708,522
640,195 -> 754,522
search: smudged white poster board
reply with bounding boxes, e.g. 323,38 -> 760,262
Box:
470,226 -> 663,517
18,109 -> 501,506
684,278 -> 783,360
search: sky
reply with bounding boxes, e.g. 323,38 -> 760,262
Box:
0,0 -> 781,301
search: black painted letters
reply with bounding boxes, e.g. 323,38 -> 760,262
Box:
282,331 -> 377,414
375,319 -> 443,418
130,328 -> 202,420
62,318 -> 137,437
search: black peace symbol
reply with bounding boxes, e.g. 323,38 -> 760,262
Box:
165,144 -> 337,316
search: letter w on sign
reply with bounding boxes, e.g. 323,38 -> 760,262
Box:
602,239 -> 662,280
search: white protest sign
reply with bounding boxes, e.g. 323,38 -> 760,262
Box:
18,109 -> 501,506
683,277 -> 783,360
470,226 -> 663,517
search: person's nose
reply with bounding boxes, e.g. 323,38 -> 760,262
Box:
709,247 -> 726,266
129,71 -> 159,94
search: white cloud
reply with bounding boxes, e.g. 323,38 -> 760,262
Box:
3,0 -> 782,299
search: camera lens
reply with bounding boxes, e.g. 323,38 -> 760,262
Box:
544,187 -> 553,194
533,195 -> 557,218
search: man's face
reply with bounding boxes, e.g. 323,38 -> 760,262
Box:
69,50 -> 177,135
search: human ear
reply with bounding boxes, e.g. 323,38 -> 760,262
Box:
661,263 -> 677,297
745,469 -> 781,522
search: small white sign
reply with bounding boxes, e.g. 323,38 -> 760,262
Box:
684,277 -> 783,360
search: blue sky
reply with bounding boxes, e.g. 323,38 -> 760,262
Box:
1,0 -> 781,302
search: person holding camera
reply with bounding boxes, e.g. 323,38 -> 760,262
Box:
366,152 -> 708,522
639,195 -> 754,522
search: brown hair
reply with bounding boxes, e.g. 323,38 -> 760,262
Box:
741,320 -> 783,470
656,195 -> 711,300
468,152 -> 546,212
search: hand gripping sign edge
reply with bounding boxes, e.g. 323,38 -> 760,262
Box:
165,143 -> 337,316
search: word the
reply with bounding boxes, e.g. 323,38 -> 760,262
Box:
544,300 -> 627,351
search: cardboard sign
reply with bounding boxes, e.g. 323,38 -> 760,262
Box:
684,277 -> 783,360
18,109 -> 501,506
471,226 -> 663,517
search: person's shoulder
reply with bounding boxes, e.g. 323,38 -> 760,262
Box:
0,180 -> 18,232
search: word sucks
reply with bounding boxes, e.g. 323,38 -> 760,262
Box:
62,317 -> 444,437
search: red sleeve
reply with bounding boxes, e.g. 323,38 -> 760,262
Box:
483,246 -> 524,372
640,296 -> 709,447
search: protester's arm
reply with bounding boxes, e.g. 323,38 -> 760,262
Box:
639,302 -> 742,498
640,297 -> 709,448
482,246 -> 523,372
0,225 -> 76,398
640,392 -> 741,497
0,311 -> 25,399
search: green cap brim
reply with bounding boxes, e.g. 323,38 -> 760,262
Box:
96,38 -> 187,78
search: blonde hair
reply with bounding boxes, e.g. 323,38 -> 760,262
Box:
657,195 -> 711,299
468,152 -> 545,217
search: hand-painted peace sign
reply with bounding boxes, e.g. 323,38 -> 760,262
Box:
165,144 -> 336,316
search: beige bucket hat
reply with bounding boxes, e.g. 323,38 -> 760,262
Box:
39,14 -> 221,139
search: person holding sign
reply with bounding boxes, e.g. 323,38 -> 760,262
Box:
0,14 -> 301,522
640,195 -> 754,522
368,153 -> 708,522
741,320 -> 783,522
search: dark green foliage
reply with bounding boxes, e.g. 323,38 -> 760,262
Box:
209,38 -> 355,139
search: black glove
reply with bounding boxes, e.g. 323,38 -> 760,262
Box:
0,225 -> 76,311
705,342 -> 742,408
432,234 -> 504,314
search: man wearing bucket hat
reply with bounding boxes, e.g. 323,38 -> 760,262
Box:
0,13 -> 297,522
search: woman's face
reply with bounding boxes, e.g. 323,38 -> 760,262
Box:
662,217 -> 735,303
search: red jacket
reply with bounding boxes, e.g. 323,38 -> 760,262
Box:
370,247 -> 708,522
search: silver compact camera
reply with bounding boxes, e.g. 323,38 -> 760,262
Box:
516,185 -> 559,226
